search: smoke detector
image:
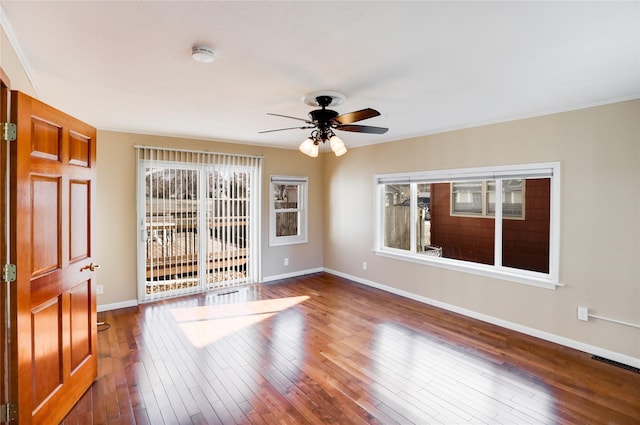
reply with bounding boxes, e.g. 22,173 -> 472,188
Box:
191,46 -> 215,63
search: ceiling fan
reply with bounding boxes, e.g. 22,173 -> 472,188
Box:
259,92 -> 388,157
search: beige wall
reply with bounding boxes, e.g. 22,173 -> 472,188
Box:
323,100 -> 640,360
96,131 -> 324,305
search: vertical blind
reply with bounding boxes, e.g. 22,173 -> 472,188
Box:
135,145 -> 262,302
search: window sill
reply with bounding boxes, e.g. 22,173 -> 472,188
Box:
269,238 -> 308,247
373,248 -> 559,290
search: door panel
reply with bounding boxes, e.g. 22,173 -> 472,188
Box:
69,281 -> 91,371
11,91 -> 97,425
31,176 -> 61,275
68,132 -> 90,167
31,297 -> 63,410
30,117 -> 61,161
69,180 -> 89,261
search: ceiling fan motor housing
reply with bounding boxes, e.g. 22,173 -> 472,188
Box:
309,95 -> 340,134
260,91 -> 388,140
309,108 -> 339,126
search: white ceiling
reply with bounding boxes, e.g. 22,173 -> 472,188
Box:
1,1 -> 638,150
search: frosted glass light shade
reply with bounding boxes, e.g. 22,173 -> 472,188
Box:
299,138 -> 316,156
333,145 -> 347,156
309,144 -> 319,157
330,135 -> 347,156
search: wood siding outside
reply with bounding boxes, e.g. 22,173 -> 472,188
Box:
431,179 -> 550,272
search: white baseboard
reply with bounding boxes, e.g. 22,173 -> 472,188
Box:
97,299 -> 138,313
323,268 -> 640,369
96,266 -> 324,311
262,267 -> 324,284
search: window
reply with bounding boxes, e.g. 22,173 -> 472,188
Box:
136,146 -> 263,302
451,181 -> 483,215
452,179 -> 524,218
374,162 -> 560,288
270,176 -> 308,246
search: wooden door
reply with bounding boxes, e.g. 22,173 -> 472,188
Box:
10,91 -> 97,424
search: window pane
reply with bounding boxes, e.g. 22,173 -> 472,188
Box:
274,184 -> 298,209
503,179 -> 523,217
452,181 -> 483,214
384,184 -> 410,250
145,168 -> 200,283
487,180 -> 496,215
488,179 -> 523,217
432,182 -> 495,265
276,211 -> 299,237
502,178 -> 550,273
416,184 -> 441,256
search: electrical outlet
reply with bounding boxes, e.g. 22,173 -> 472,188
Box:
96,285 -> 104,295
577,306 -> 589,321
362,262 -> 367,271
284,258 -> 289,266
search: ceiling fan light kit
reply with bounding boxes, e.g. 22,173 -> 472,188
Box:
260,91 -> 388,158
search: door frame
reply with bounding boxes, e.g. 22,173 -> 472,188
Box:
0,66 -> 14,424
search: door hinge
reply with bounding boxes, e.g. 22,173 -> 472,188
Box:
0,403 -> 17,423
1,123 -> 16,142
3,264 -> 16,283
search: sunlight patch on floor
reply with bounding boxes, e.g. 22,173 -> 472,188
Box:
170,295 -> 309,348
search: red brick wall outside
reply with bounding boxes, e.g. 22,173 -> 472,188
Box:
503,178 -> 550,273
430,179 -> 550,272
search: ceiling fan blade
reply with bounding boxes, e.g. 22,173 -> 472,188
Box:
258,126 -> 315,134
335,108 -> 380,124
267,113 -> 312,124
336,124 -> 388,134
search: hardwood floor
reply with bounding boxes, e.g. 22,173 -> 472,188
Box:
62,273 -> 640,424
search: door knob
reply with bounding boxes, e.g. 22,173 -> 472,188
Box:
81,262 -> 101,272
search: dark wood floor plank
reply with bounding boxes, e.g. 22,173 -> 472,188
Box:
61,272 -> 640,424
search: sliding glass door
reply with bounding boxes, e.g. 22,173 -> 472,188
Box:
136,147 -> 261,302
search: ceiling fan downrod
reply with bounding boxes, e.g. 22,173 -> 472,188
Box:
315,95 -> 333,108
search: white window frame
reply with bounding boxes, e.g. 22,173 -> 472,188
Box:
269,176 -> 308,246
373,162 -> 561,289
